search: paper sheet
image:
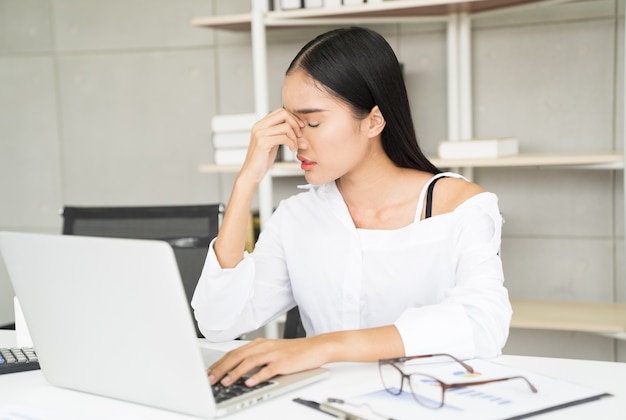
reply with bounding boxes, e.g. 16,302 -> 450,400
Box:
337,359 -> 610,420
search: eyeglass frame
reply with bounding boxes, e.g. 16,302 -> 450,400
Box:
378,353 -> 538,409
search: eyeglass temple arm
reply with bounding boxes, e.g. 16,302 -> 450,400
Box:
396,353 -> 475,374
449,375 -> 538,393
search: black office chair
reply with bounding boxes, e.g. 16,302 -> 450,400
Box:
61,204 -> 224,338
283,307 -> 305,339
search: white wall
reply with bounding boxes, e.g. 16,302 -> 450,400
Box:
0,0 -> 624,361
0,0 -> 221,323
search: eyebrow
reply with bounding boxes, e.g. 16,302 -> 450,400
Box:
284,106 -> 327,115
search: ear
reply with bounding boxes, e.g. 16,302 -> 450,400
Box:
367,105 -> 386,138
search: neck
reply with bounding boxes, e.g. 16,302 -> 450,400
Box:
336,158 -> 405,209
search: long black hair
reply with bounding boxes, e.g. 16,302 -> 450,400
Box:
287,26 -> 440,174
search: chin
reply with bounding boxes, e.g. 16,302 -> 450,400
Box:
303,172 -> 331,186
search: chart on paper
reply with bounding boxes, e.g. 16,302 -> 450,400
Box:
346,359 -> 609,420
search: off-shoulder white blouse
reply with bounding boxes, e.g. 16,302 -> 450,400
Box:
192,172 -> 512,359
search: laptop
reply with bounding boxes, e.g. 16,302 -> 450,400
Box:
0,231 -> 329,418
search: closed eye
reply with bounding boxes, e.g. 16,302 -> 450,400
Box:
306,122 -> 320,128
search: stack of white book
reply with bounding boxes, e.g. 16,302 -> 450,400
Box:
211,114 -> 257,165
273,0 -> 381,11
437,137 -> 519,159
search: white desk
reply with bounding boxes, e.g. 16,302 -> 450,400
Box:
1,330 -> 624,419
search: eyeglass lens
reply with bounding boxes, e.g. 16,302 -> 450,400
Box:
379,363 -> 444,409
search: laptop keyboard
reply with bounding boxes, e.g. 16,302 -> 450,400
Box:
0,347 -> 40,374
211,377 -> 274,404
1,346 -> 272,403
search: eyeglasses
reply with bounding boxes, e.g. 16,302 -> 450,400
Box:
378,353 -> 538,409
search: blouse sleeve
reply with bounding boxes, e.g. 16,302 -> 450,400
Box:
191,205 -> 295,342
394,193 -> 512,359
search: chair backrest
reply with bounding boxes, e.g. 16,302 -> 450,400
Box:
283,307 -> 305,339
61,204 -> 224,337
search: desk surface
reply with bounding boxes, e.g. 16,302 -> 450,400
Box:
1,330 -> 625,419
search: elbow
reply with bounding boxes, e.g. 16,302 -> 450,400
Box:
470,298 -> 512,358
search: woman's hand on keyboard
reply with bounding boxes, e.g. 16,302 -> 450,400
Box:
206,326 -> 404,388
206,336 -> 329,388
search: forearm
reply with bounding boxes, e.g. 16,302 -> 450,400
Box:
213,108 -> 304,268
214,174 -> 259,268
314,325 -> 405,364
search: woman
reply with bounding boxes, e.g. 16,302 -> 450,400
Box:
192,27 -> 511,388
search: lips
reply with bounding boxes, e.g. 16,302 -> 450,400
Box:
297,154 -> 316,171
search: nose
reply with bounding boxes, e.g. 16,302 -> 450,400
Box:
296,134 -> 308,150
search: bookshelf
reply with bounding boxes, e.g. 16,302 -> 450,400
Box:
190,0 -> 556,31
192,0 -> 625,342
199,152 -> 624,175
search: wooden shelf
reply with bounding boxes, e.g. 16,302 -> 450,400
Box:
510,299 -> 626,340
190,0 -> 551,31
267,0 -> 546,19
190,13 -> 252,31
198,161 -> 303,177
432,151 -> 624,169
199,152 -> 624,176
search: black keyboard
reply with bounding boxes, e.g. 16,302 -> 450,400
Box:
0,347 -> 40,374
211,377 -> 274,403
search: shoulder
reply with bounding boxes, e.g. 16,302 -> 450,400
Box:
431,177 -> 485,216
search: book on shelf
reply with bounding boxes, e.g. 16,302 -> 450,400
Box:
438,137 -> 519,159
272,0 -> 381,12
304,0 -> 323,7
211,113 -> 257,133
214,148 -> 248,165
274,0 -> 303,10
212,131 -> 250,149
282,146 -> 297,162
214,147 -> 299,166
211,113 -> 255,165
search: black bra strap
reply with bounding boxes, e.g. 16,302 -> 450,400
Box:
425,176 -> 447,219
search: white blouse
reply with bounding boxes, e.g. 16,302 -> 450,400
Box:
192,172 -> 512,359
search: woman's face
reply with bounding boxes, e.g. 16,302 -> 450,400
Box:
282,69 -> 373,185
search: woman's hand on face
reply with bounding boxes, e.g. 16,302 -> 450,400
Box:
240,108 -> 304,184
207,337 -> 328,388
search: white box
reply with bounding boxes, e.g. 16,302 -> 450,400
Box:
323,0 -> 342,6
211,113 -> 257,133
437,137 -> 519,159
